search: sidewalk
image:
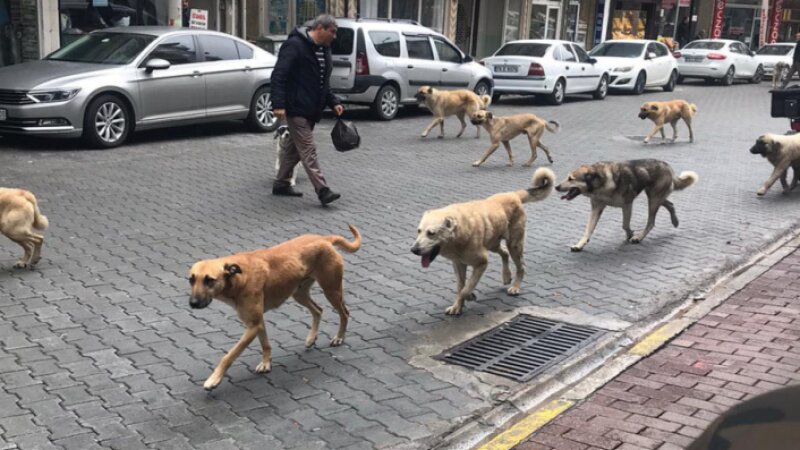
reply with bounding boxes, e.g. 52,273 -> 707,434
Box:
512,246 -> 800,450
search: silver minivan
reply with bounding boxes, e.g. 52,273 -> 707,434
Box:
327,19 -> 493,120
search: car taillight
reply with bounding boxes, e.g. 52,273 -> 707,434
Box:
791,119 -> 800,132
672,51 -> 682,59
356,51 -> 370,75
478,60 -> 485,66
707,53 -> 726,60
528,63 -> 545,77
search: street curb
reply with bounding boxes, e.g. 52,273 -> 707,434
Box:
430,227 -> 800,450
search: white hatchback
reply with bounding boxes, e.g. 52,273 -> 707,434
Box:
483,40 -> 610,105
755,43 -> 794,77
675,39 -> 764,85
589,39 -> 678,94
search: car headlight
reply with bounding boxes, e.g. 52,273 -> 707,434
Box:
26,89 -> 81,103
613,66 -> 633,73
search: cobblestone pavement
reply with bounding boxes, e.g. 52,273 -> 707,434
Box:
0,81 -> 798,450
515,242 -> 800,450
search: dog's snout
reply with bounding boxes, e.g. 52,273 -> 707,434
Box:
189,296 -> 210,309
555,184 -> 566,192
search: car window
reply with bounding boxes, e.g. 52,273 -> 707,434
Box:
236,42 -> 254,59
757,45 -> 793,55
405,35 -> 434,60
47,32 -> 155,65
332,27 -> 354,55
589,42 -> 643,58
198,35 -> 239,61
495,42 -> 550,57
655,43 -> 669,57
728,43 -> 740,54
646,43 -> 658,56
434,37 -> 461,63
684,41 -> 725,50
560,44 -> 576,62
147,35 -> 197,65
572,44 -> 590,63
369,31 -> 401,57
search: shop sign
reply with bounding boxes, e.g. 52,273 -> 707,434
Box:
769,0 -> 784,43
759,0 -> 769,47
711,0 -> 726,39
189,8 -> 208,29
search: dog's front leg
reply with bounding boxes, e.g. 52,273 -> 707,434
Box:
780,169 -> 790,192
643,124 -> 663,144
759,162 -> 792,196
204,325 -> 259,390
456,113 -> 467,138
501,141 -> 515,166
446,260 -> 487,315
254,323 -> 272,374
421,118 -> 441,138
473,143 -> 501,167
622,203 -> 634,241
452,261 -> 475,301
659,127 -> 666,142
438,118 -> 445,138
571,201 -> 605,252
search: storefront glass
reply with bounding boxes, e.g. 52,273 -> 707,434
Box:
454,0 -> 475,53
505,0 -> 522,41
530,2 -> 559,39
611,9 -> 647,39
476,0 -> 503,56
721,4 -> 759,48
420,0 -> 444,33
59,0 -> 168,47
392,0 -> 419,20
296,0 -> 325,25
269,0 -> 289,34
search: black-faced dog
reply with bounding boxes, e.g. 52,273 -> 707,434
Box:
750,133 -> 800,196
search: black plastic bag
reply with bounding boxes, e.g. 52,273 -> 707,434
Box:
331,118 -> 360,152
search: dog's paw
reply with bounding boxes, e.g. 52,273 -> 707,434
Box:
13,261 -> 30,269
465,292 -> 476,302
507,286 -> 521,296
330,336 -> 344,347
203,375 -> 222,391
437,135 -> 444,139
642,140 -> 650,145
502,273 -> 512,285
304,335 -> 317,348
756,188 -> 767,196
630,236 -> 644,244
255,361 -> 272,374
570,245 -> 584,252
445,305 -> 463,316
472,161 -> 482,167
522,162 -> 532,167
420,134 -> 428,138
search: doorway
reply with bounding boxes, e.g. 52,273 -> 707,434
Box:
530,1 -> 560,39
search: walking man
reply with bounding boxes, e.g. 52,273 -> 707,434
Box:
782,32 -> 800,89
271,14 -> 344,206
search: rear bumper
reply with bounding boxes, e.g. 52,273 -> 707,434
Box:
493,76 -> 552,95
677,61 -> 727,78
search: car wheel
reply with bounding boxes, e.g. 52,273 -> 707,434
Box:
749,65 -> 764,84
593,75 -> 608,99
722,66 -> 735,86
83,94 -> 130,149
246,86 -> 279,132
548,79 -> 565,105
492,93 -> 502,104
677,75 -> 685,84
633,71 -> 646,95
474,80 -> 491,97
372,84 -> 399,120
663,70 -> 677,92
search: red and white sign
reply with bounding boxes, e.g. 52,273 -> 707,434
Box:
711,0 -> 726,39
769,0 -> 784,43
189,8 -> 208,29
760,0 -> 769,47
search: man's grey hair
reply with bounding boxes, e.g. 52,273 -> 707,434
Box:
311,14 -> 337,30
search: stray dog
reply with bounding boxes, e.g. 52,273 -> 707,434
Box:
415,86 -> 491,139
555,160 -> 697,252
274,125 -> 298,186
0,188 -> 48,269
411,168 -> 555,315
772,61 -> 791,89
470,111 -> 560,167
749,133 -> 800,195
638,100 -> 697,144
189,225 -> 361,390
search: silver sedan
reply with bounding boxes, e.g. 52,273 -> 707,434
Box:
0,27 -> 278,148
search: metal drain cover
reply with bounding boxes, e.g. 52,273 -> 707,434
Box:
438,315 -> 604,382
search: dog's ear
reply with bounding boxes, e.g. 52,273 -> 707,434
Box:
584,172 -> 596,193
650,104 -> 658,111
443,217 -> 457,230
223,263 -> 242,279
427,87 -> 433,94
487,111 -> 493,119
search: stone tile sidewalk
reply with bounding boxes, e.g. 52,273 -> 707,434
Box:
515,246 -> 800,450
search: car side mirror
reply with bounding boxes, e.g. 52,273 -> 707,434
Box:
462,55 -> 473,63
750,50 -> 756,57
145,58 -> 170,72
587,57 -> 597,64
646,52 -> 657,60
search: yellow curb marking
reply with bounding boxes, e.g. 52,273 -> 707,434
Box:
477,399 -> 574,450
629,319 -> 689,356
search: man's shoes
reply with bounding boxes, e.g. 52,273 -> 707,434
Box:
318,187 -> 341,206
272,186 -> 303,197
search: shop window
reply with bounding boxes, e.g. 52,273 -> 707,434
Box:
269,0 -> 289,34
434,37 -> 461,63
58,0 -> 167,47
611,10 -> 646,40
392,0 -> 418,20
421,0 -> 444,33
369,31 -> 400,57
199,35 -> 238,61
148,35 -> 197,64
296,0 -> 325,26
504,0 -> 521,42
405,35 -> 433,60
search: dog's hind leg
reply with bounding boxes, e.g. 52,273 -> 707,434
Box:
506,228 -> 526,295
205,321 -> 261,390
317,264 -> 349,346
446,256 -> 488,315
536,140 -> 554,165
523,134 -> 539,167
631,194 -> 661,243
292,278 -> 323,348
662,200 -> 679,227
571,201 -> 605,252
452,261 -> 475,301
684,117 -> 694,143
472,143 -> 501,167
491,244 -> 512,285
456,112 -> 467,138
622,203 -> 634,241
7,233 -> 35,269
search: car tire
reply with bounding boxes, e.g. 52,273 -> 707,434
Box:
474,80 -> 491,97
548,79 -> 565,105
593,75 -> 608,100
749,65 -> 764,84
246,86 -> 279,132
663,70 -> 677,92
722,66 -> 735,86
492,93 -> 502,104
83,94 -> 131,149
677,75 -> 685,84
633,71 -> 646,95
372,84 -> 399,120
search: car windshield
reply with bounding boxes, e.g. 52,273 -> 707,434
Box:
684,41 -> 725,50
47,32 -> 155,64
495,43 -> 550,57
757,45 -> 793,55
589,42 -> 644,58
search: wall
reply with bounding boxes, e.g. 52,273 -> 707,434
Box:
16,0 -> 39,61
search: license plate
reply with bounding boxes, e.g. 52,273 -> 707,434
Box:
494,65 -> 517,73
685,56 -> 704,63
0,109 -> 6,121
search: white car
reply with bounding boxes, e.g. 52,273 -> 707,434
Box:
675,39 -> 764,85
589,39 -> 678,94
755,43 -> 795,77
483,39 -> 610,105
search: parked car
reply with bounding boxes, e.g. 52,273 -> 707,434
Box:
589,39 -> 678,94
0,27 -> 278,148
326,18 -> 493,120
482,39 -> 610,105
674,39 -> 763,85
755,42 -> 795,77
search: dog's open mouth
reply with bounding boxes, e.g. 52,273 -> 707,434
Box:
470,119 -> 483,125
638,113 -> 648,120
421,246 -> 440,268
561,188 -> 581,201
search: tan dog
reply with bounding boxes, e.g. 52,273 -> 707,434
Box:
772,61 -> 791,90
0,188 -> 48,269
638,100 -> 697,144
188,225 -> 361,390
749,133 -> 800,195
411,168 -> 555,315
470,111 -> 560,167
415,86 -> 491,139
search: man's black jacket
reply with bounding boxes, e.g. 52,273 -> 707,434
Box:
271,27 -> 341,122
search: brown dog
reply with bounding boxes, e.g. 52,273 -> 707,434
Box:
638,100 -> 697,144
188,225 -> 361,390
750,133 -> 800,195
0,188 -> 48,269
415,86 -> 491,139
470,111 -> 560,167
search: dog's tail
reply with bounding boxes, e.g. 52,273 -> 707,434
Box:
545,120 -> 560,134
673,171 -> 698,191
21,190 -> 48,230
479,94 -> 491,109
690,103 -> 697,113
518,167 -> 555,203
329,224 -> 361,253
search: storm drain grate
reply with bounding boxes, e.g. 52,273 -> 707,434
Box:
437,315 -> 604,382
